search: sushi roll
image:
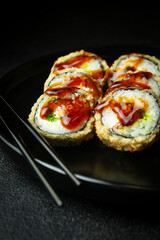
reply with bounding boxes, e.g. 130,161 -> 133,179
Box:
109,53 -> 160,84
28,93 -> 94,146
49,50 -> 109,87
95,89 -> 160,152
44,68 -> 102,108
28,50 -> 160,151
106,71 -> 160,97
28,68 -> 100,146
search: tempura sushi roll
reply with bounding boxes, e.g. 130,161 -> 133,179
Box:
107,71 -> 160,97
109,53 -> 160,84
95,89 -> 160,152
28,68 -> 100,146
49,50 -> 109,86
44,68 -> 102,107
28,94 -> 94,146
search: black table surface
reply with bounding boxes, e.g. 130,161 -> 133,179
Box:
1,7 -> 160,240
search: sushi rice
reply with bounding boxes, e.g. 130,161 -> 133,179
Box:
109,53 -> 160,85
50,50 -> 109,86
101,89 -> 160,138
34,95 -> 88,135
28,67 -> 100,146
116,56 -> 160,77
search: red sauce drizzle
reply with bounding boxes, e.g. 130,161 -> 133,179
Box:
45,88 -> 75,98
107,72 -> 152,94
111,57 -> 144,82
40,97 -> 90,130
96,97 -> 148,127
45,75 -> 100,100
54,55 -> 93,71
54,54 -> 104,80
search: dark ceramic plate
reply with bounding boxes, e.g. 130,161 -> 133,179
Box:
1,45 -> 160,204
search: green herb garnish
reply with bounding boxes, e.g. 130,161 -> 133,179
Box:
46,113 -> 60,122
80,62 -> 91,71
144,113 -> 151,121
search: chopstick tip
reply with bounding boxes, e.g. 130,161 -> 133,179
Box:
76,179 -> 81,186
57,199 -> 63,207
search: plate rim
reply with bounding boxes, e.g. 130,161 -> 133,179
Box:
1,133 -> 160,193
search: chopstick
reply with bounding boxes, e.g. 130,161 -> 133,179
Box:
26,119 -> 81,186
0,95 -> 81,204
0,116 -> 63,206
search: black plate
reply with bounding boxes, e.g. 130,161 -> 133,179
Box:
1,45 -> 160,204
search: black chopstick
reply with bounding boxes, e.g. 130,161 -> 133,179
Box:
26,120 -> 81,186
0,116 -> 63,206
0,95 -> 80,186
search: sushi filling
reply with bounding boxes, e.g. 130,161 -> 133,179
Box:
34,95 -> 90,134
46,71 -> 100,104
99,89 -> 159,137
111,56 -> 160,81
80,59 -> 104,80
107,72 -> 160,96
54,55 -> 104,81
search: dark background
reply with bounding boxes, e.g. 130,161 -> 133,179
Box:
1,6 -> 160,76
1,6 -> 160,240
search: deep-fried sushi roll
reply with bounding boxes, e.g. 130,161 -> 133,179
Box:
107,71 -> 160,97
28,68 -> 100,146
28,94 -> 94,146
95,89 -> 160,152
28,50 -> 160,150
109,53 -> 160,84
50,50 -> 109,86
44,68 -> 102,107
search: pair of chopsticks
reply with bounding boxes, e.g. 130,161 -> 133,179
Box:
0,95 -> 81,206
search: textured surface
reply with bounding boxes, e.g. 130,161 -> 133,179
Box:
1,142 -> 160,240
1,7 -> 160,240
